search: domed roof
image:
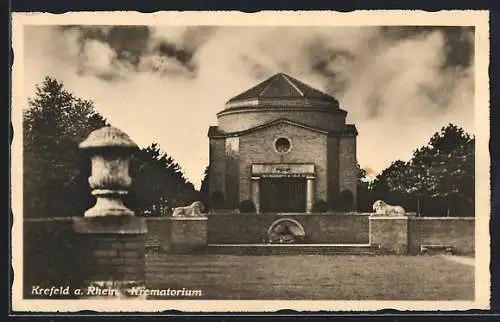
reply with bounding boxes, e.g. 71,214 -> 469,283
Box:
224,73 -> 339,110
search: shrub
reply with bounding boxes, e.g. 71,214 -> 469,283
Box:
238,200 -> 256,213
312,199 -> 328,213
210,191 -> 225,209
339,189 -> 354,211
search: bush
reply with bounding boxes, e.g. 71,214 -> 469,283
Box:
210,191 -> 225,209
339,190 -> 354,211
238,200 -> 256,213
312,199 -> 328,213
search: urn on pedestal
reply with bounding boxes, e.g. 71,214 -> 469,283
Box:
79,126 -> 138,217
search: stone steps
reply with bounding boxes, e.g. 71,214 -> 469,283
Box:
203,244 -> 381,256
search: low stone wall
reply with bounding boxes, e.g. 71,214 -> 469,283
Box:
24,216 -> 147,299
407,217 -> 475,256
169,217 -> 208,253
24,218 -> 82,298
369,216 -> 409,255
145,217 -> 208,253
369,216 -> 475,255
207,213 -> 371,244
144,217 -> 172,251
24,214 -> 475,291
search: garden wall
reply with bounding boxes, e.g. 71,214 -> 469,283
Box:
24,216 -> 147,299
407,217 -> 475,255
144,217 -> 172,251
23,214 -> 476,297
207,213 -> 371,244
23,218 -> 81,298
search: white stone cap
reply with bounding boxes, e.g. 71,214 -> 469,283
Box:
413,217 -> 475,220
79,126 -> 138,149
369,216 -> 410,219
168,216 -> 208,221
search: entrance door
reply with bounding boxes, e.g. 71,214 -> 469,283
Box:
260,177 -> 306,212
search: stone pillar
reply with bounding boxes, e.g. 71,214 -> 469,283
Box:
306,176 -> 315,213
251,177 -> 260,213
369,216 -> 409,255
169,217 -> 208,253
74,126 -> 147,299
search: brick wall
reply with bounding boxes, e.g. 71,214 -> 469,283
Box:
145,218 -> 208,253
144,218 -> 172,251
369,216 -> 475,255
24,218 -> 81,299
338,136 -> 358,210
225,137 -> 240,208
24,216 -> 147,299
369,217 -> 409,254
327,137 -> 339,207
407,217 -> 475,255
209,138 -> 226,199
238,123 -> 328,202
218,109 -> 346,133
207,213 -> 370,244
78,233 -> 145,282
169,218 -> 208,253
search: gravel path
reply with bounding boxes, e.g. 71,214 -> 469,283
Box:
440,255 -> 475,266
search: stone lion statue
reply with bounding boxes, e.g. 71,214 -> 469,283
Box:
372,200 -> 406,216
172,201 -> 205,217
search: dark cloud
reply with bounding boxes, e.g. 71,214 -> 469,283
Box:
380,26 -> 474,69
307,40 -> 356,95
154,41 -> 196,72
440,26 -> 474,69
57,26 -> 151,81
59,25 -> 151,67
57,25 -> 215,81
311,54 -> 354,94
106,26 -> 151,66
75,64 -> 123,82
147,27 -> 217,77
239,54 -> 271,80
297,26 -> 474,121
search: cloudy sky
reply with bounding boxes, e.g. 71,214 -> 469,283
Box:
22,25 -> 474,189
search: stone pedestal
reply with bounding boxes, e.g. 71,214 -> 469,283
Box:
369,216 -> 409,255
169,217 -> 208,253
76,126 -> 147,298
73,216 -> 147,299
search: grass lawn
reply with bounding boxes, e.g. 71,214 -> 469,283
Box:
145,254 -> 474,300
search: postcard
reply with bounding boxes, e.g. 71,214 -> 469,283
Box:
10,10 -> 490,312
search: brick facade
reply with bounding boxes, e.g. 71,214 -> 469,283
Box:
217,107 -> 346,133
338,136 -> 358,210
207,73 -> 358,211
238,122 -> 328,202
208,138 -> 226,199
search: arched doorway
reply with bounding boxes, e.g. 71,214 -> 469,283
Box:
266,218 -> 307,244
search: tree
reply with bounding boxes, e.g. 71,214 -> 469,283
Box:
370,123 -> 474,216
23,77 -> 107,217
356,162 -> 373,212
24,76 -> 199,218
199,165 -> 210,206
128,143 -> 198,216
426,138 -> 475,216
428,123 -> 472,154
406,124 -> 474,216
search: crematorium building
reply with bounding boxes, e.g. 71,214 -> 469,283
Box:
207,73 -> 358,213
